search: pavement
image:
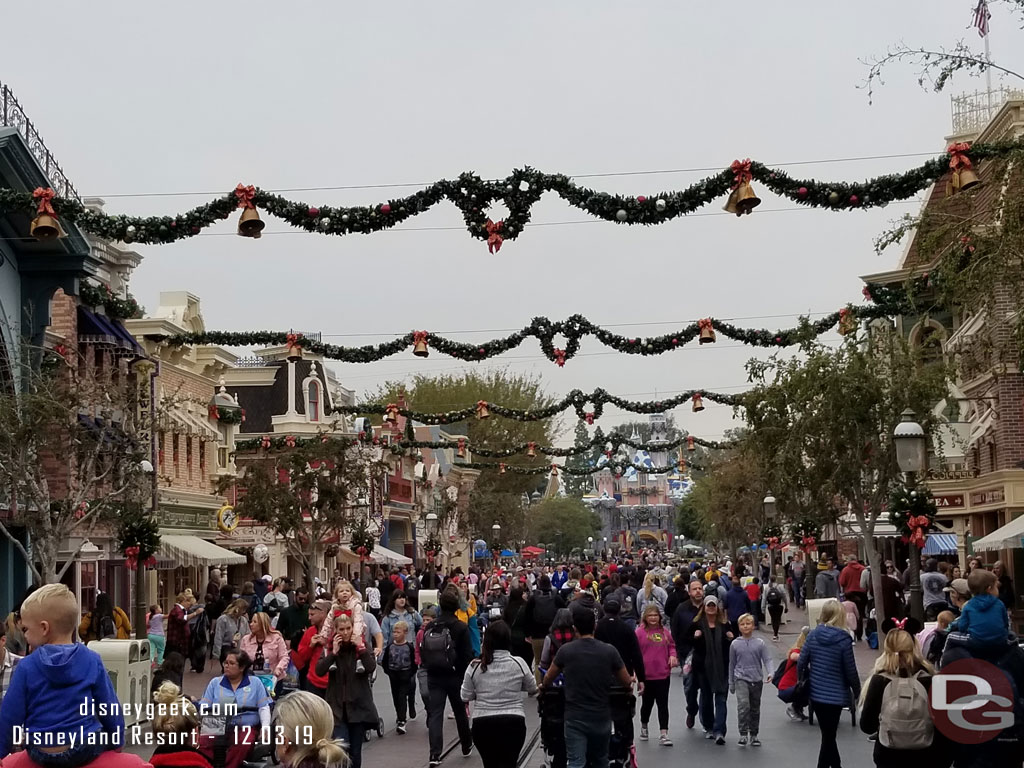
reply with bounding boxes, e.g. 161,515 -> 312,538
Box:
123,607 -> 878,768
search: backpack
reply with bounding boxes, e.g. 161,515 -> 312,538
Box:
878,672 -> 934,750
616,587 -> 638,620
771,658 -> 789,688
532,592 -> 557,631
98,614 -> 116,640
420,621 -> 457,672
766,587 -> 783,607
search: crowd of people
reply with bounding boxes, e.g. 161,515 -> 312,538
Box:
0,549 -> 1021,768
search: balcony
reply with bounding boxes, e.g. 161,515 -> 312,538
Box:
1,82 -> 79,200
950,86 -> 1024,136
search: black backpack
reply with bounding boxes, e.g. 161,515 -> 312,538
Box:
420,622 -> 457,672
532,592 -> 557,631
98,614 -> 116,640
615,587 -> 638,620
766,587 -> 783,607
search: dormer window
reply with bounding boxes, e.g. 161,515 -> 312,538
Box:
307,380 -> 321,422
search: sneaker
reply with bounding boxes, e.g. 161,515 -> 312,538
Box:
772,635 -> 779,642
737,735 -> 747,746
396,722 -> 406,735
447,712 -> 456,720
786,705 -> 799,721
409,705 -> 417,720
750,736 -> 761,747
704,730 -> 713,740
659,734 -> 672,746
462,743 -> 473,757
686,714 -> 695,729
639,726 -> 649,741
715,734 -> 726,746
429,759 -> 441,767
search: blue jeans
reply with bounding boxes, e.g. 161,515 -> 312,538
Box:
332,722 -> 365,768
697,676 -> 728,735
28,742 -> 106,768
564,718 -> 611,768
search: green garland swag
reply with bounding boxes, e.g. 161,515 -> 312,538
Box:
4,140 -> 1020,247
157,299 -> 909,366
789,519 -> 822,551
458,458 -> 703,476
349,518 -> 376,560
888,484 -> 939,549
79,282 -> 141,321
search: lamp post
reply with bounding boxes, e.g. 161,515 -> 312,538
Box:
425,512 -> 438,588
492,522 -> 501,565
763,491 -> 777,578
894,409 -> 927,622
587,536 -> 594,560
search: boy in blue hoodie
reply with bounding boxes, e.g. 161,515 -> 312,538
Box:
949,568 -> 1009,649
0,584 -> 124,765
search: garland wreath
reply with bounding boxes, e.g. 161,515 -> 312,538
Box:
762,524 -> 786,550
5,141 -> 1017,247
423,533 -> 444,561
117,515 -> 161,570
78,281 -> 141,321
234,428 -> 735,458
349,518 -> 376,562
459,459 -> 704,477
789,519 -> 822,552
887,483 -> 939,549
335,388 -> 742,425
156,295 -> 915,366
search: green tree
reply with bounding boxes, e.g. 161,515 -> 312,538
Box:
683,448 -> 766,557
743,328 -> 948,622
525,496 -> 602,555
675,492 -> 704,542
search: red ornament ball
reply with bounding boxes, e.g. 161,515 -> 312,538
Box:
797,187 -> 808,198
775,336 -> 782,343
478,347 -> 486,355
672,338 -> 678,345
308,207 -> 320,217
849,195 -> 859,206
637,196 -> 646,202
381,203 -> 392,214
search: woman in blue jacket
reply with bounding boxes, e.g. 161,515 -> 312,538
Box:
797,599 -> 861,768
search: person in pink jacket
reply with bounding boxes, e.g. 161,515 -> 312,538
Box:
635,605 -> 678,745
241,612 -> 291,695
318,579 -> 366,651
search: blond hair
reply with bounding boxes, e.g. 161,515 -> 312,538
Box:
392,620 -> 409,635
250,612 -> 276,638
936,610 -> 955,630
333,613 -> 354,630
861,629 -> 933,705
226,598 -> 250,619
818,599 -> 847,630
643,572 -> 658,600
737,613 -> 755,626
274,691 -> 348,767
793,626 -> 810,651
333,580 -> 355,602
641,604 -> 663,626
152,681 -> 199,734
22,584 -> 79,636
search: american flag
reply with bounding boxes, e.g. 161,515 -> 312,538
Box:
973,0 -> 991,37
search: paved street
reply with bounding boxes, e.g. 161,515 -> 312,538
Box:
124,609 -> 877,768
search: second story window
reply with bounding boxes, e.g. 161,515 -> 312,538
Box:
307,381 -> 321,422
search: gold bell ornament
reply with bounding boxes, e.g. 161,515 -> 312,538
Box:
550,464 -> 559,477
476,400 -> 491,419
30,187 -> 64,241
384,403 -> 399,423
837,308 -> 857,336
946,143 -> 981,195
527,442 -> 537,458
723,159 -> 761,216
692,393 -> 705,413
413,331 -> 429,358
687,435 -> 696,452
678,457 -> 687,474
234,183 -> 265,238
499,463 -> 506,474
457,438 -> 467,459
698,318 -> 716,344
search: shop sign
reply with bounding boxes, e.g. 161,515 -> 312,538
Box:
161,508 -> 217,530
222,525 -> 277,547
927,468 -> 980,481
970,488 -> 1005,506
935,494 -> 966,509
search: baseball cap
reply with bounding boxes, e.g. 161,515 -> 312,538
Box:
261,574 -> 273,582
604,599 -> 621,615
944,578 -> 969,596
703,595 -> 720,607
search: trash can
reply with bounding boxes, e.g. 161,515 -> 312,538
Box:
88,639 -> 151,725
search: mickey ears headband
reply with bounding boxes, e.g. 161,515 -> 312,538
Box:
880,616 -> 924,636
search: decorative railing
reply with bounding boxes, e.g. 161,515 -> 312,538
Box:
951,87 -> 1024,136
0,82 -> 79,200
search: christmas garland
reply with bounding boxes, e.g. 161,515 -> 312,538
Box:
888,484 -> 939,549
208,404 -> 244,425
117,515 -> 161,570
233,428 -> 734,457
789,519 -> 821,552
349,518 -> 376,561
423,534 -> 444,559
5,140 -> 1020,247
460,458 -> 704,477
762,524 -> 785,550
157,300 -> 909,366
340,387 -> 742,425
78,281 -> 141,321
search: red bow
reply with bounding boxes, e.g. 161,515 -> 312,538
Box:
908,514 -> 930,529
947,142 -> 973,171
839,308 -> 850,320
477,400 -> 488,410
485,219 -> 504,254
801,535 -> 816,550
553,348 -> 566,367
286,333 -> 302,351
125,546 -> 140,557
33,187 -> 57,217
585,412 -> 595,425
234,183 -> 257,209
261,435 -> 271,449
285,435 -> 296,448
768,536 -> 779,550
144,556 -> 157,568
893,617 -> 908,631
414,330 -> 429,346
74,502 -> 89,520
208,404 -> 219,420
729,159 -> 752,189
698,318 -> 714,332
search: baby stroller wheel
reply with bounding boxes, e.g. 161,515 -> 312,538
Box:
376,717 -> 384,738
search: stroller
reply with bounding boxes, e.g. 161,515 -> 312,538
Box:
538,684 -> 566,768
609,685 -> 636,768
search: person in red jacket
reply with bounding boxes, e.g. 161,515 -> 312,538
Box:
837,556 -> 867,642
744,578 -> 763,628
291,600 -> 331,695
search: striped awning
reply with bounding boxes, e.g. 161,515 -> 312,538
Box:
922,533 -> 958,556
158,535 -> 247,567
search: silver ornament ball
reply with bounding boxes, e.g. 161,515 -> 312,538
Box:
319,217 -> 331,229
655,198 -> 667,212
616,209 -> 628,222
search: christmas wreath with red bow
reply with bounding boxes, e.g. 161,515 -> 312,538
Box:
789,519 -> 821,552
762,524 -> 785,550
349,518 -> 376,561
888,484 -> 938,549
117,514 -> 161,570
423,533 -> 444,561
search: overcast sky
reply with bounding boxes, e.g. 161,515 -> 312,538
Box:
4,2 -> 1021,445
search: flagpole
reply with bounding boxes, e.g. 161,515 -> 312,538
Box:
984,28 -> 993,114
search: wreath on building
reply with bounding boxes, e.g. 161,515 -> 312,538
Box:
323,544 -> 339,558
117,515 -> 160,570
349,518 -> 376,561
79,281 -> 142,321
762,524 -> 785,550
789,519 -> 821,552
888,484 -> 939,549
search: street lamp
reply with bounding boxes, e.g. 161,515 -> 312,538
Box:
762,492 -> 776,520
492,522 -> 501,563
424,512 -> 438,588
894,408 -> 927,622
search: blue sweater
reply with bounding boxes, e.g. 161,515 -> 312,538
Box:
797,625 -> 861,706
0,643 -> 124,757
952,593 -> 1009,646
723,586 -> 751,622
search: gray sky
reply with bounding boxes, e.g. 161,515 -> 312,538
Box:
4,1 -> 1020,445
